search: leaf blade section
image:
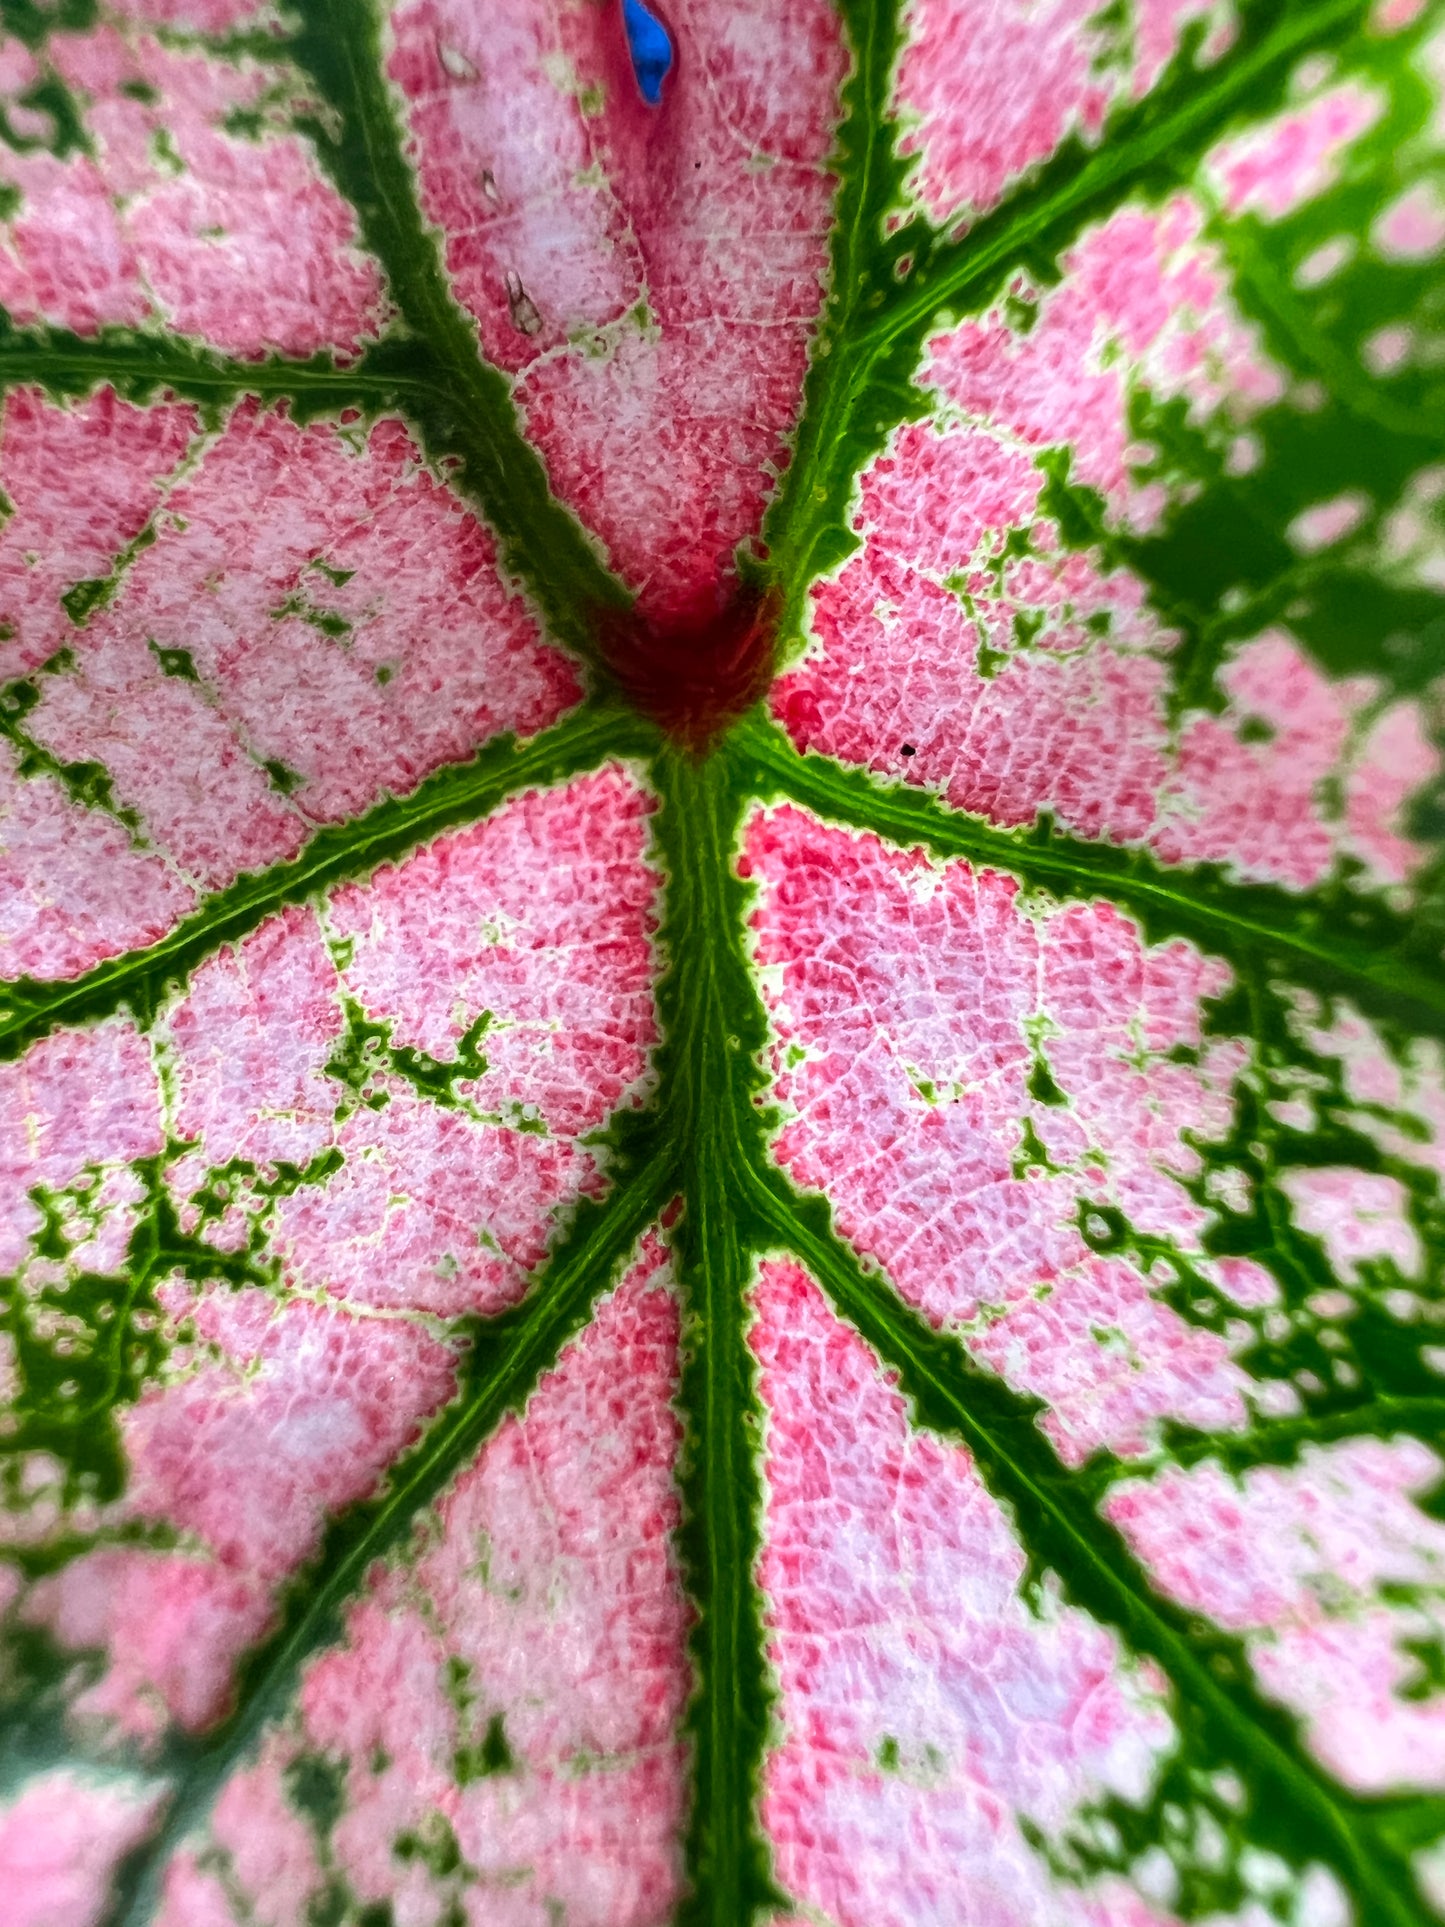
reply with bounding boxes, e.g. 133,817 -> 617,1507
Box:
752,1172 -> 1440,1927
0,15 -> 386,357
732,752 -> 1445,1916
739,717 -> 1445,1040
747,1251 -> 1183,1925
106,1149 -> 677,1927
0,750 -> 674,1874
874,0 -> 1364,351
282,0 -> 631,651
769,0 -> 1445,966
0,384 -> 596,984
0,696 -> 650,1058
381,0 -> 846,624
768,0 -> 1384,655
0,0 -> 1441,1912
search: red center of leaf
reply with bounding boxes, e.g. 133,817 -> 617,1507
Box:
594,584 -> 780,748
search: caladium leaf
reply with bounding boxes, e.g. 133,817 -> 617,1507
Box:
0,0 -> 1441,1920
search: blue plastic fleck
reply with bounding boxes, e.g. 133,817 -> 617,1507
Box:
621,0 -> 673,105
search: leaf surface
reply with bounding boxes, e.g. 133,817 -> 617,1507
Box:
0,0 -> 1442,1924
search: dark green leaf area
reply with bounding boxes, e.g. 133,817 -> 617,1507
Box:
1021,1769 -> 1275,1924
0,1618 -> 110,1789
1401,1631 -> 1445,1703
0,1149 -> 267,1510
185,1144 -> 344,1240
1028,1051 -> 1070,1107
60,578 -> 112,629
1121,970 -> 1445,1480
1034,1753 -> 1445,1925
0,1130 -> 346,1581
271,592 -> 353,640
264,757 -> 305,796
219,72 -> 323,146
437,1655 -> 516,1784
279,1751 -> 404,1927
287,1750 -> 347,1837
147,640 -> 200,682
1039,435 -> 1445,948
647,747 -> 785,1927
0,319 -> 421,425
453,1712 -> 513,1786
0,0 -> 93,50
393,1811 -> 464,1880
1070,12 -> 1445,719
59,522 -> 159,632
0,74 -> 89,159
324,995 -> 492,1120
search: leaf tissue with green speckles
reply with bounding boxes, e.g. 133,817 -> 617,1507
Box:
0,0 -> 1442,1923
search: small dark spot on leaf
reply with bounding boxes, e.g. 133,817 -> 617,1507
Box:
393,1812 -> 462,1878
286,1752 -> 346,1837
306,1881 -> 349,1927
263,758 -> 303,796
481,1710 -> 514,1774
148,640 -> 200,681
61,577 -> 112,627
1027,1056 -> 1067,1107
505,269 -> 543,336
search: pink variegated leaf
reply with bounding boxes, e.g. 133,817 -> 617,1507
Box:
0,0 -> 1441,1922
